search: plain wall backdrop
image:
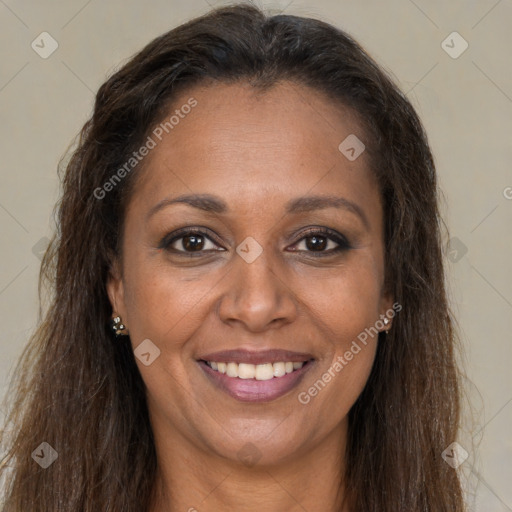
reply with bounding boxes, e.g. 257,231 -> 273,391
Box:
0,0 -> 511,509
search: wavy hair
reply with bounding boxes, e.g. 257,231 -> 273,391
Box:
0,3 -> 464,510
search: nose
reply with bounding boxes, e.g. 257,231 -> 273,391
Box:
217,246 -> 298,332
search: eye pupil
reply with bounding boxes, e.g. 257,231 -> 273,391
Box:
306,235 -> 327,251
183,235 -> 204,251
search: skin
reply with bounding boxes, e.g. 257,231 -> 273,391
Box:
107,80 -> 393,512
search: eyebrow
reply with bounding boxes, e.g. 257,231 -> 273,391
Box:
146,193 -> 370,230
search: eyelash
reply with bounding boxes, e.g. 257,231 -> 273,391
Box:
159,226 -> 351,257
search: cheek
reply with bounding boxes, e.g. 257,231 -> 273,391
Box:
121,263 -> 218,408
123,248 -> 383,351
296,260 -> 381,404
295,298 -> 378,434
302,258 -> 383,344
122,255 -> 223,350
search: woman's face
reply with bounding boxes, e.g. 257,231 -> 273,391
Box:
108,80 -> 393,467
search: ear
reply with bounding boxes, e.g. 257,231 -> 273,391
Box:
378,290 -> 396,332
106,254 -> 128,327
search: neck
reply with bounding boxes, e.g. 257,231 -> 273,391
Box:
148,421 -> 350,512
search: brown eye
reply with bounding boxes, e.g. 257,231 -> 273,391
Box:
289,228 -> 351,256
161,228 -> 223,254
179,234 -> 207,252
304,235 -> 328,251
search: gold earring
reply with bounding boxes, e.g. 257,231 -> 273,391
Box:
111,315 -> 128,336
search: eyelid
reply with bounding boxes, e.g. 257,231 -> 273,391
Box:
159,226 -> 225,252
160,225 -> 351,256
287,227 -> 351,253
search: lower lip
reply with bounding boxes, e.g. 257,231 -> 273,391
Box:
197,360 -> 315,403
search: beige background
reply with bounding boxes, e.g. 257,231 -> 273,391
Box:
0,0 -> 511,509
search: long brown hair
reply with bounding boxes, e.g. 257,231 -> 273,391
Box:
0,3 -> 465,510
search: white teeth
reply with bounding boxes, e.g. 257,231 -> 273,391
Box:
273,362 -> 286,377
205,360 -> 306,379
226,362 -> 238,378
238,363 -> 255,379
255,363 -> 274,381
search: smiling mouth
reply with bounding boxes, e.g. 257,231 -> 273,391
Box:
196,348 -> 316,402
199,359 -> 313,380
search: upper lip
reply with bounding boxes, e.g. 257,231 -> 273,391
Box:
197,349 -> 315,365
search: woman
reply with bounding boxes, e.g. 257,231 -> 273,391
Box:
0,3 -> 465,511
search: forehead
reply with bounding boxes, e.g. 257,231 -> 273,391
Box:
128,80 -> 381,222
